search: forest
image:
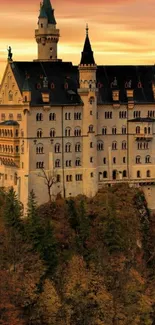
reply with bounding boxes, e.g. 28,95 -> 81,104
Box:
0,184 -> 155,325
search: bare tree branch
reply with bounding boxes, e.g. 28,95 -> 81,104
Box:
37,168 -> 57,202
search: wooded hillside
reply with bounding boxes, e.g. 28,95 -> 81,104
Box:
0,184 -> 155,325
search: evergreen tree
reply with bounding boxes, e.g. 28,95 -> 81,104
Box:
26,190 -> 58,274
67,199 -> 79,231
3,187 -> 23,230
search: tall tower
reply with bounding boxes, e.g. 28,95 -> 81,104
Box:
35,0 -> 60,61
78,26 -> 98,197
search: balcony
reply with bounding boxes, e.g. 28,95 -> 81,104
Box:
98,178 -> 155,188
134,133 -> 153,141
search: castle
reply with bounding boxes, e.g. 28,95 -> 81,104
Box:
0,0 -> 155,209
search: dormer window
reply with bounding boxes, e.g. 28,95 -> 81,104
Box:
8,91 -> 13,101
64,82 -> 68,89
51,83 -> 55,89
37,83 -> 41,89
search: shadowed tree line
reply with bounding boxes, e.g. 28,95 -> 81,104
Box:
0,184 -> 155,324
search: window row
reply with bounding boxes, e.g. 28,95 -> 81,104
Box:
101,170 -> 127,179
37,127 -> 82,138
36,112 -> 82,122
0,145 -> 19,153
1,113 -> 22,121
136,126 -> 151,134
55,159 -> 81,168
0,129 -> 18,137
136,155 -> 151,164
102,126 -> 127,135
148,111 -> 155,118
66,174 -> 83,182
137,170 -> 151,178
137,142 -> 149,150
103,157 -> 127,164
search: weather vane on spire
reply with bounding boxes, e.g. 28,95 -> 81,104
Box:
86,24 -> 89,36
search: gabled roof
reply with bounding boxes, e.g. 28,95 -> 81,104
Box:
9,61 -> 155,106
10,61 -> 82,106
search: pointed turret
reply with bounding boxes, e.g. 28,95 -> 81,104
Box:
80,25 -> 95,65
43,0 -> 56,24
35,0 -> 60,61
39,5 -> 48,19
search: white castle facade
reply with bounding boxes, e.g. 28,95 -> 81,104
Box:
0,0 -> 155,209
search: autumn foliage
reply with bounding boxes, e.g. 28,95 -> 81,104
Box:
0,185 -> 155,324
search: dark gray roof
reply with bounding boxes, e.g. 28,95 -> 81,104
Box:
80,34 -> 95,65
128,117 -> 155,123
10,61 -> 155,106
0,120 -> 19,126
42,0 -> 56,24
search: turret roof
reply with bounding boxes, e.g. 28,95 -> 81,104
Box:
39,5 -> 48,19
42,0 -> 56,24
80,26 -> 95,65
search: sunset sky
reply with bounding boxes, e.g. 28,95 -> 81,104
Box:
0,0 -> 155,81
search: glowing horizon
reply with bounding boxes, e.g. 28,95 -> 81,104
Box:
0,0 -> 155,82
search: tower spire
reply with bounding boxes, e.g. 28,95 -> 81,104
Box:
80,26 -> 95,65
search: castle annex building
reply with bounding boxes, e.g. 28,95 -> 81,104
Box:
0,0 -> 155,209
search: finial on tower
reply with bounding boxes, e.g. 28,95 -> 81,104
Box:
86,24 -> 89,36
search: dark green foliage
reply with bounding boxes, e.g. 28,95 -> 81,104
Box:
104,209 -> 126,254
26,190 -> 58,274
3,187 -> 23,230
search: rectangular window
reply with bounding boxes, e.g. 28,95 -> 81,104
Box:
5,174 -> 7,180
9,113 -> 13,119
119,111 -> 127,119
90,110 -> 93,115
123,157 -> 126,163
57,174 -> 61,182
90,142 -> 93,148
75,174 -> 83,181
113,157 -> 116,164
1,113 -> 5,121
66,175 -> 72,182
90,157 -> 93,163
105,112 -> 112,119
90,172 -> 94,178
103,157 -> 106,164
17,114 -> 22,121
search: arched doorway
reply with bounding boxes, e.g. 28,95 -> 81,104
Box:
112,170 -> 117,180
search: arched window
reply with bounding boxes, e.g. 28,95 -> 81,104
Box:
65,113 -> 71,120
50,128 -> 55,137
75,142 -> 81,152
136,126 -> 140,134
103,171 -> 107,178
55,143 -> 61,153
49,113 -> 56,121
88,125 -> 94,133
55,159 -> 61,168
148,127 -> 151,134
97,141 -> 104,151
36,113 -> 43,121
112,141 -> 117,150
122,141 -> 127,150
75,158 -> 81,166
36,144 -> 44,154
65,127 -> 71,137
74,127 -> 81,137
144,127 -> 147,134
89,96 -> 94,104
37,129 -> 43,138
145,155 -> 151,163
65,143 -> 71,153
123,170 -> 127,178
136,155 -> 141,164
112,127 -> 117,135
137,170 -> 141,178
146,170 -> 151,177
102,127 -> 107,135
122,126 -> 126,134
